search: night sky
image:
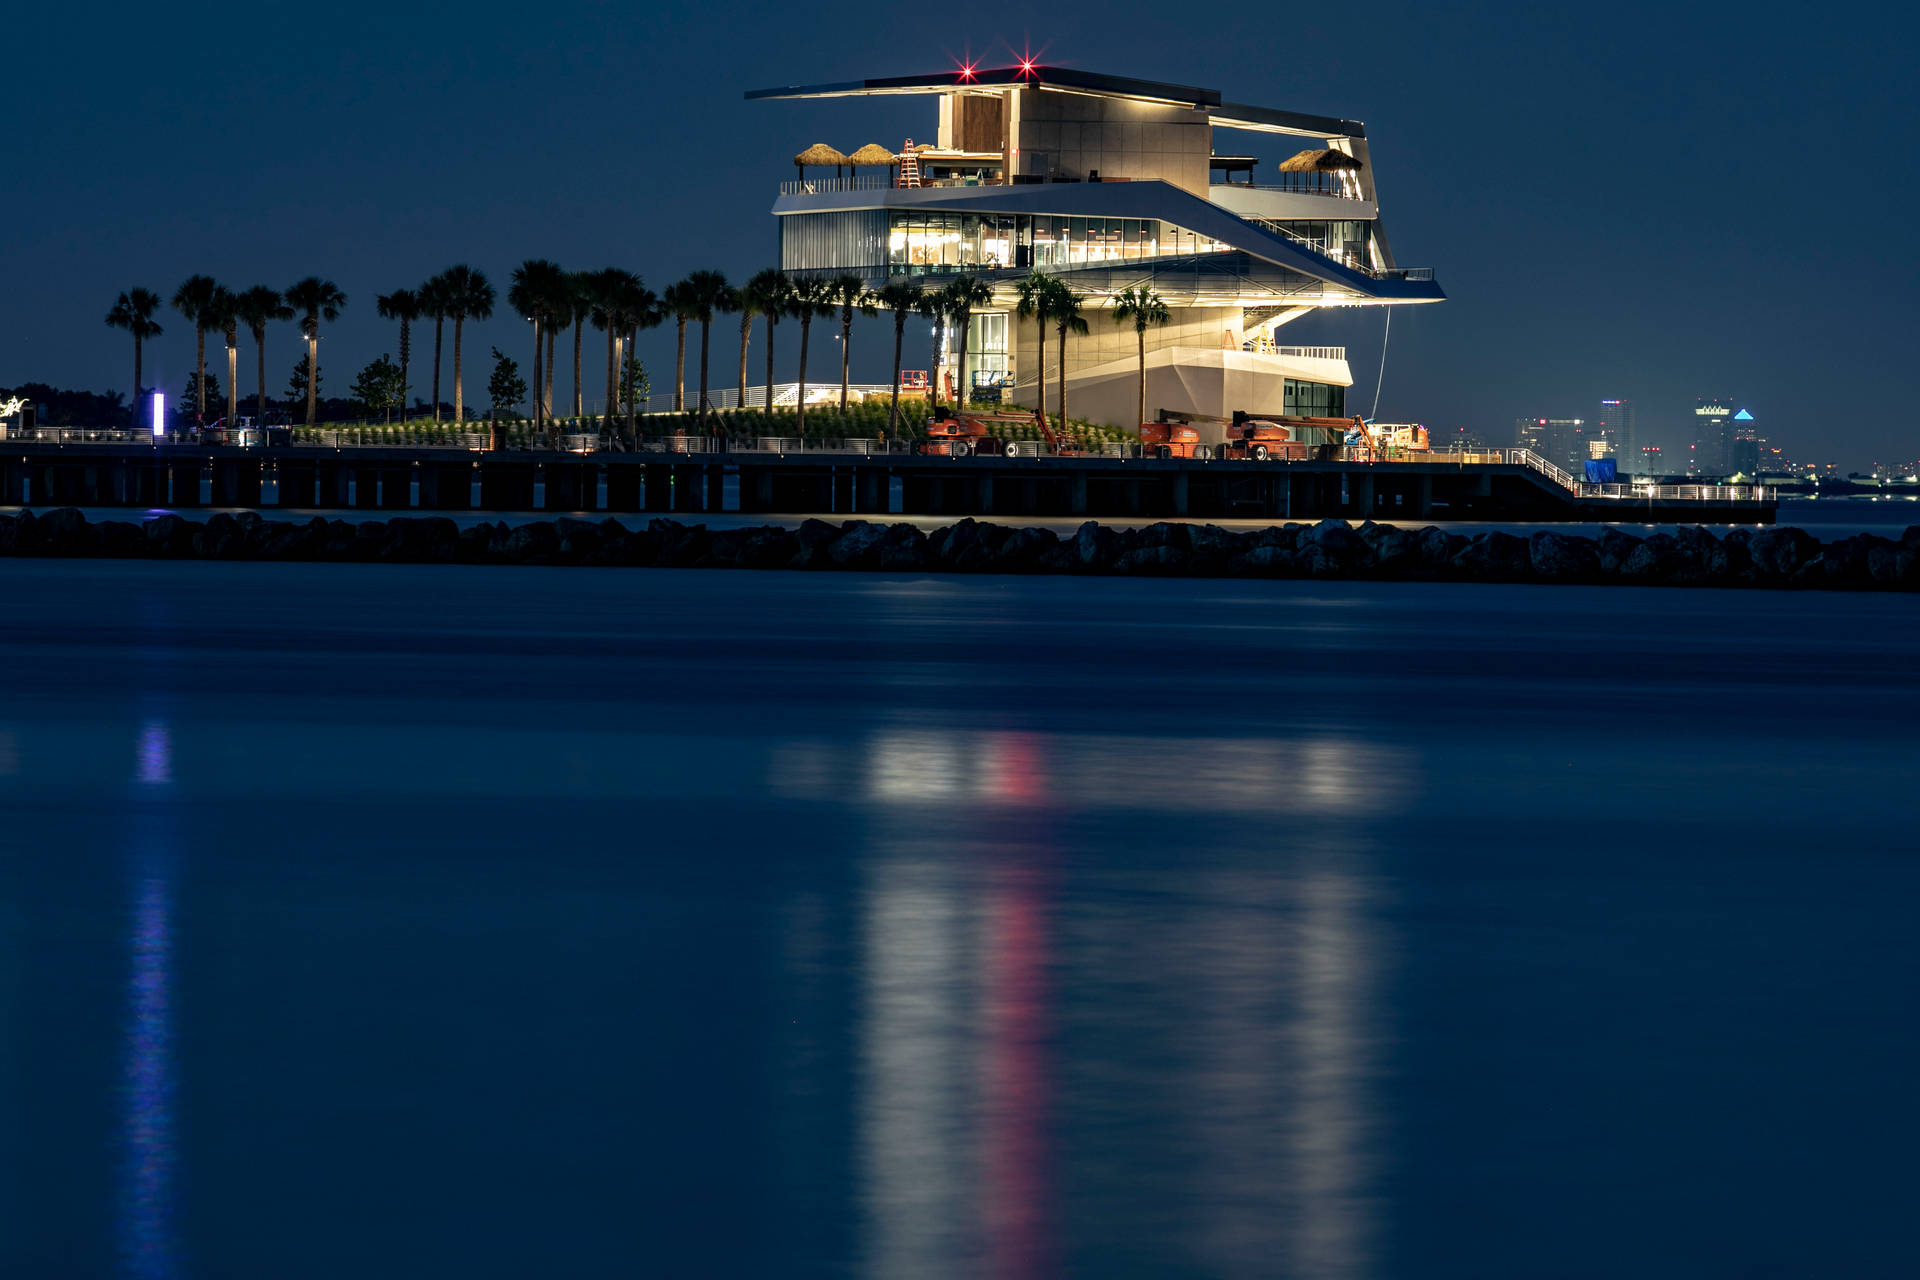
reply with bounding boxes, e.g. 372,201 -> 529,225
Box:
5,1 -> 1913,467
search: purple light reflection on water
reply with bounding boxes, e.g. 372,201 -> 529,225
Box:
121,718 -> 178,1279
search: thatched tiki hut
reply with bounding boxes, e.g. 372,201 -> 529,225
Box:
1278,148 -> 1364,197
847,142 -> 897,186
794,142 -> 851,185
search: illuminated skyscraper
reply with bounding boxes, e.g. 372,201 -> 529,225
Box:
1598,399 -> 1635,470
1692,398 -> 1735,475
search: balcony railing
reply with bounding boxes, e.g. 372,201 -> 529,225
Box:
778,175 -> 893,196
1240,344 -> 1347,360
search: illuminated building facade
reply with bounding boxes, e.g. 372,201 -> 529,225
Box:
750,64 -> 1444,432
1597,398 -> 1634,469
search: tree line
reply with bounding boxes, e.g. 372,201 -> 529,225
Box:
104,265 -> 1172,447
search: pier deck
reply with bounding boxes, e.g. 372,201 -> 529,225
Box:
0,444 -> 1778,524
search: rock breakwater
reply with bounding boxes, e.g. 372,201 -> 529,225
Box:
1,509 -> 1915,590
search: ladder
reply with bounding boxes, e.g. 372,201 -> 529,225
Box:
898,139 -> 921,188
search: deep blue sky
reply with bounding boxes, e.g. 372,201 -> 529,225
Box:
4,1 -> 1914,466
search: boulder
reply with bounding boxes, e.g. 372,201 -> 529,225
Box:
930,518 -> 1007,572
1451,530 -> 1533,581
1251,524 -> 1301,550
1528,530 -> 1601,582
0,514 -> 16,555
1596,529 -> 1643,575
1367,526 -> 1424,576
1297,519 -> 1369,577
143,514 -> 201,558
1620,533 -> 1688,583
736,525 -> 800,570
37,507 -> 92,555
992,525 -> 1055,572
789,518 -> 844,568
1064,520 -> 1119,573
1186,524 -> 1247,574
874,523 -> 932,571
1821,534 -> 1885,587
1746,526 -> 1821,580
828,521 -> 889,568
503,521 -> 560,563
651,521 -> 709,567
93,520 -> 148,557
1416,526 -> 1468,570
1113,543 -> 1193,575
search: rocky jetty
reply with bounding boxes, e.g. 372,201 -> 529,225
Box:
0,509 -> 1914,590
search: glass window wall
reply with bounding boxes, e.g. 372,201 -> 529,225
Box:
890,212 -> 1228,275
1283,378 -> 1346,418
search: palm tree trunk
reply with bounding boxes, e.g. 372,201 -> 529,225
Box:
431,317 -> 444,422
763,316 -> 776,417
1137,325 -> 1146,428
572,319 -> 583,418
226,341 -> 238,425
796,317 -> 811,437
956,308 -> 971,406
132,336 -> 143,429
305,335 -> 318,427
839,314 -> 851,413
452,317 -> 465,427
1034,317 -> 1048,429
737,316 -> 750,410
195,326 -> 207,424
889,315 -> 904,438
256,330 -> 268,421
530,318 -> 543,438
605,331 -> 617,445
929,318 -> 943,410
625,325 -> 638,444
697,317 -> 711,427
398,319 -> 411,421
544,327 -> 556,421
674,319 -> 686,412
1060,329 -> 1070,426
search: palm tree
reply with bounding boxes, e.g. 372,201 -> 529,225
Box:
626,286 -> 664,444
939,274 -> 994,406
785,275 -> 838,436
233,287 -> 291,422
105,288 -> 163,422
827,274 -> 874,413
584,268 -> 641,445
376,289 -> 422,420
681,269 -> 732,427
284,277 -> 347,427
566,271 -> 592,420
420,274 -> 452,422
1049,281 -> 1088,427
509,259 -> 566,442
725,284 -> 751,410
433,265 -> 494,437
872,280 -> 931,438
1014,270 -> 1058,428
664,280 -> 700,413
1108,286 -> 1170,430
742,269 -> 791,414
923,288 -> 952,411
170,275 -> 223,424
207,286 -> 240,426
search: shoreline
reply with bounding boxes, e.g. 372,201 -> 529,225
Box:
1,508 -> 1915,590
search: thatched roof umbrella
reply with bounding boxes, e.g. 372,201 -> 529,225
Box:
1278,148 -> 1364,195
848,142 -> 897,186
795,142 -> 851,183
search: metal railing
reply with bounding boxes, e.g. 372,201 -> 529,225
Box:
777,176 -> 893,196
1508,448 -> 1580,492
1240,343 -> 1348,360
1583,482 -> 1776,503
0,426 -> 153,444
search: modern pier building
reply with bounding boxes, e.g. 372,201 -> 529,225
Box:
749,63 -> 1444,434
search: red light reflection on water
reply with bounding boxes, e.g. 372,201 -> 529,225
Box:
983,862 -> 1053,1278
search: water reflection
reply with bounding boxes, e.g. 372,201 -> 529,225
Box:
121,720 -> 177,1279
773,728 -> 1411,816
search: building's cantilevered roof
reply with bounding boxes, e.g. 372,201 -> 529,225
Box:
746,65 -> 1363,139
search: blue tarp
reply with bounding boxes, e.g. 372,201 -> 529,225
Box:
1584,459 -> 1618,483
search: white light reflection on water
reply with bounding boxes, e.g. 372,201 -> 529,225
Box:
121,720 -> 178,1280
859,859 -> 979,1280
772,728 -> 1410,816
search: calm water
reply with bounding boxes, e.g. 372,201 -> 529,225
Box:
2,563 -> 1917,1278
